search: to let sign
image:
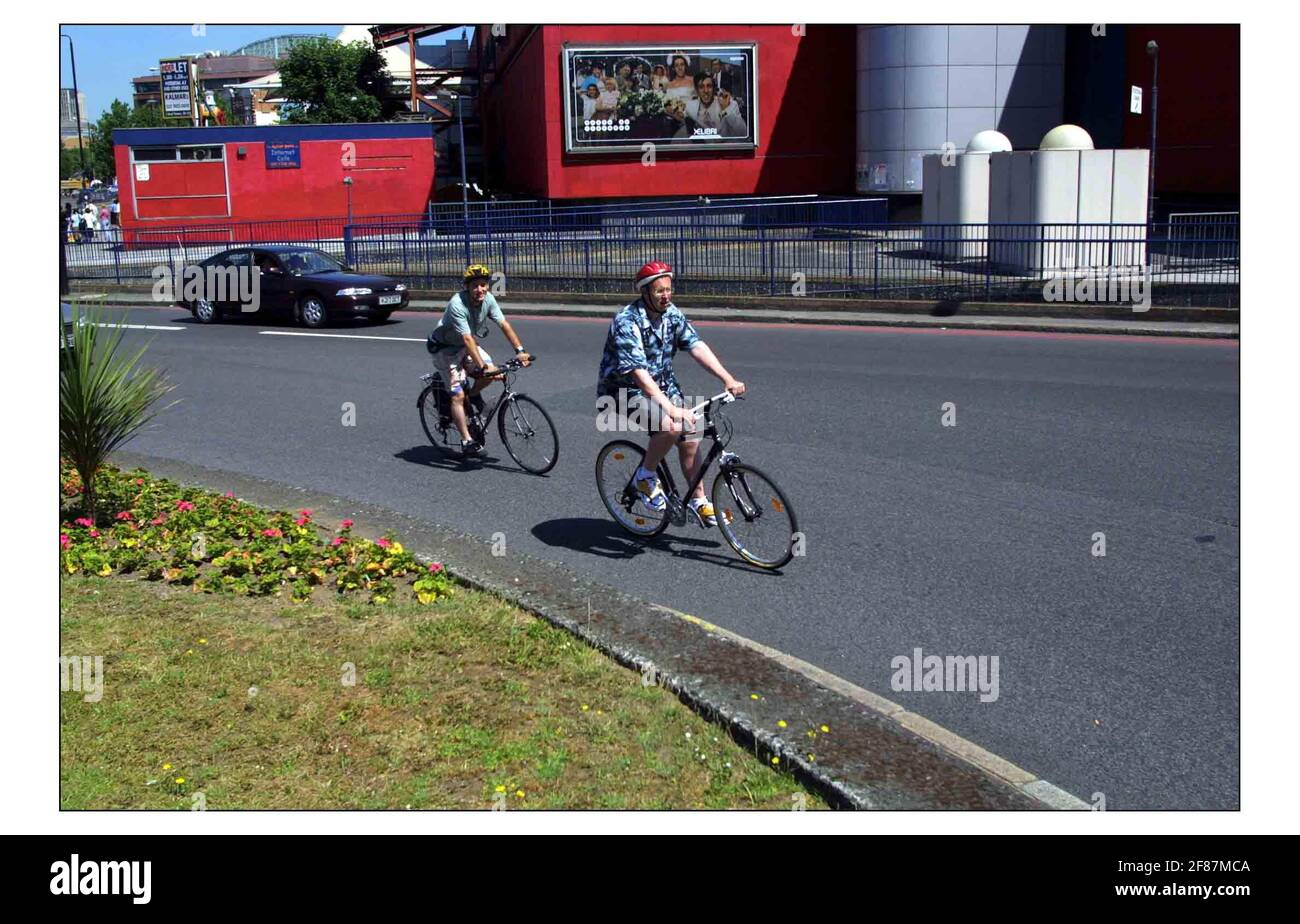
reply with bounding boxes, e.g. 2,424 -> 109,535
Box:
266,141 -> 301,169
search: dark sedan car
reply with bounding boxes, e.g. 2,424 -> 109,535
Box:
178,246 -> 408,328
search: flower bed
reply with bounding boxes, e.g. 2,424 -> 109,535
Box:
60,460 -> 454,605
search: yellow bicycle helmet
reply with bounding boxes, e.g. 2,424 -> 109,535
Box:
463,263 -> 492,283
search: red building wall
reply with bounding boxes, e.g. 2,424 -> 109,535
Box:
479,25 -> 856,199
113,124 -> 437,239
1121,25 -> 1239,196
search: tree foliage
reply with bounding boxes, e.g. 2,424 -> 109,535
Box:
87,100 -> 167,183
277,37 -> 400,124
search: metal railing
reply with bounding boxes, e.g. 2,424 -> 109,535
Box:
66,217 -> 1239,308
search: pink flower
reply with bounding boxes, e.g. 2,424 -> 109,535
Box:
427,562 -> 444,574
60,534 -> 71,549
149,515 -> 167,526
294,517 -> 309,526
115,511 -> 133,521
330,537 -> 344,547
224,491 -> 235,498
134,478 -> 145,486
262,528 -> 282,538
88,529 -> 100,538
340,519 -> 354,530
176,500 -> 195,511
74,518 -> 93,528
299,509 -> 313,518
375,538 -> 392,549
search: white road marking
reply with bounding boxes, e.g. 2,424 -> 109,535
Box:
258,331 -> 425,343
91,323 -> 183,331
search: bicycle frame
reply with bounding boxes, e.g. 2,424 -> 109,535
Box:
648,393 -> 762,525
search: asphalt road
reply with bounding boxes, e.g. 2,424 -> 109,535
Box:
96,304 -> 1240,808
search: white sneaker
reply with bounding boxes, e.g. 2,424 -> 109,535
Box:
633,469 -> 667,511
688,497 -> 717,527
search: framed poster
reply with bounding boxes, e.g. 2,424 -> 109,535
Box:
562,43 -> 759,154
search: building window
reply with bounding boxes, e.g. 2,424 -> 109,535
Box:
179,145 -> 224,161
133,146 -> 179,162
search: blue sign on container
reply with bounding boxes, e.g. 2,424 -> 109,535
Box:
266,141 -> 301,169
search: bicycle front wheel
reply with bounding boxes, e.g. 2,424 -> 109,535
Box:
497,394 -> 559,474
595,440 -> 670,538
712,463 -> 799,569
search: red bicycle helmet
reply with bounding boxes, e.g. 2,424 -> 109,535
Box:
635,260 -> 673,289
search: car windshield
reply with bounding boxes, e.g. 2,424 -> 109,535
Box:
281,250 -> 343,275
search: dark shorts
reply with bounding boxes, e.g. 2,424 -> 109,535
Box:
595,378 -> 686,434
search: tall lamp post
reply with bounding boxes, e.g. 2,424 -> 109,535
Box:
343,176 -> 354,266
453,93 -> 471,267
1146,40 -> 1159,235
60,33 -> 89,184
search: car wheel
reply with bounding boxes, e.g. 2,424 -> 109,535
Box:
299,295 -> 327,329
193,299 -> 219,324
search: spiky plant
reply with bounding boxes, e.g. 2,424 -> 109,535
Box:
59,304 -> 176,522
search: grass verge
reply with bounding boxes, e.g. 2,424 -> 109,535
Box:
61,575 -> 826,810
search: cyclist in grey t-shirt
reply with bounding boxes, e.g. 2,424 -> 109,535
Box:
427,263 -> 532,455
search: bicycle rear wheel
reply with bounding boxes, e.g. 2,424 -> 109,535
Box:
711,463 -> 798,569
498,394 -> 559,474
595,440 -> 670,538
418,383 -> 462,457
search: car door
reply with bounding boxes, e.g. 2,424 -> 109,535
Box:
218,250 -> 253,316
251,251 -> 292,318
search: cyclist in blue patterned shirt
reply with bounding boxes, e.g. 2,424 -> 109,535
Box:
597,260 -> 745,526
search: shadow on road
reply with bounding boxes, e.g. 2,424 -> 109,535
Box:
531,516 -> 782,574
394,444 -> 538,476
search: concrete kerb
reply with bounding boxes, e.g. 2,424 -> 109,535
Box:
67,285 -> 1239,339
110,448 -> 1082,810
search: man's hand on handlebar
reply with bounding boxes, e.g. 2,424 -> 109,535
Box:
516,351 -> 533,367
724,378 -> 746,398
665,403 -> 697,430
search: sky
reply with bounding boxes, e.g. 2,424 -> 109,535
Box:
58,25 -> 471,124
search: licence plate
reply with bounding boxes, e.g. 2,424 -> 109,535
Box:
379,294 -> 401,306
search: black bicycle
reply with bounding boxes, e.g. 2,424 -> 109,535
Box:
595,392 -> 799,569
417,357 -> 559,474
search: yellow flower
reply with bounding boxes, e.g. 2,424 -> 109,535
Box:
515,790 -> 525,799
581,704 -> 590,712
175,777 -> 185,784
495,785 -> 506,793
806,730 -> 817,739
162,763 -> 172,771
820,725 -> 830,733
777,720 -> 787,728
185,649 -> 194,656
97,564 -> 112,576
770,756 -> 779,765
391,542 -> 404,554
198,638 -> 208,645
750,693 -> 760,700
808,754 -> 816,762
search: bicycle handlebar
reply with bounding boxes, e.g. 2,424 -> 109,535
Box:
687,391 -> 739,415
469,355 -> 536,378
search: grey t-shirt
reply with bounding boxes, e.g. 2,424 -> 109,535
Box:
429,291 -> 505,352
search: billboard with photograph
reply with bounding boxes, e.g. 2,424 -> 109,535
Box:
563,43 -> 758,154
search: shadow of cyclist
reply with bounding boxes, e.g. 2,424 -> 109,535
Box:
531,517 -> 781,573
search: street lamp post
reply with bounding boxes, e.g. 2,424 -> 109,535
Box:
60,34 -> 89,184
1146,40 -> 1159,235
455,93 -> 471,267
343,176 -> 354,266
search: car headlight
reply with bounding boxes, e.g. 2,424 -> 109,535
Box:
336,287 -> 373,297
394,284 -> 407,292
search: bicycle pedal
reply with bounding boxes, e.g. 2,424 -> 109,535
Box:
666,496 -> 688,527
